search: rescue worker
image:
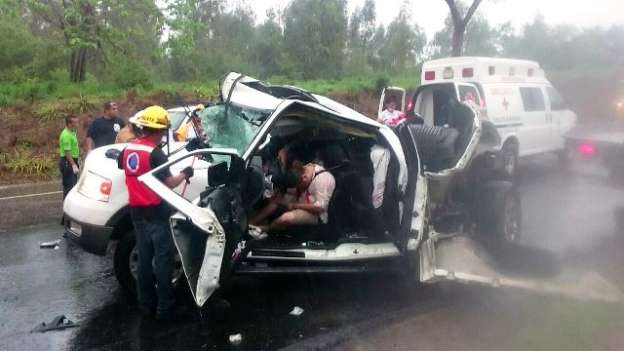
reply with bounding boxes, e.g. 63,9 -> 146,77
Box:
118,106 -> 194,321
175,104 -> 206,142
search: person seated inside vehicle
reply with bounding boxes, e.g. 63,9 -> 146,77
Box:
378,99 -> 403,126
250,162 -> 335,236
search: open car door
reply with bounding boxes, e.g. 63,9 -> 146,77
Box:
140,149 -> 249,307
378,87 -> 406,120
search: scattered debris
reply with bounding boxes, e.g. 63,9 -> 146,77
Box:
289,306 -> 304,316
39,239 -> 61,249
31,315 -> 78,333
229,333 -> 243,345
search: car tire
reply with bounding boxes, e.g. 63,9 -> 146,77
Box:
113,229 -> 186,300
114,229 -> 137,299
500,141 -> 519,180
490,190 -> 522,245
478,181 -> 522,245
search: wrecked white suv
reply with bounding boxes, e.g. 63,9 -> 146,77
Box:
136,73 -> 522,307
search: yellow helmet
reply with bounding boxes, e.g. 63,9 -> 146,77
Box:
131,106 -> 170,129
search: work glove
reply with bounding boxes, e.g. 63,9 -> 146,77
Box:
181,166 -> 194,181
72,164 -> 80,175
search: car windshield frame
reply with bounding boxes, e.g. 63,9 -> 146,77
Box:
168,110 -> 189,131
197,103 -> 269,156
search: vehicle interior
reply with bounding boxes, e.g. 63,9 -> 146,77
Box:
409,87 -> 477,173
404,101 -> 483,235
230,103 -> 404,249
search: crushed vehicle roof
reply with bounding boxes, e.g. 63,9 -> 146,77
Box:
221,72 -> 382,129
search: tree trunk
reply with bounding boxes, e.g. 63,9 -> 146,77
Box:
69,47 -> 88,82
451,23 -> 466,57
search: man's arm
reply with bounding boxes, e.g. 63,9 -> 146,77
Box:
65,150 -> 77,167
86,120 -> 97,153
151,148 -> 193,189
86,137 -> 94,153
164,173 -> 187,189
288,202 -> 324,215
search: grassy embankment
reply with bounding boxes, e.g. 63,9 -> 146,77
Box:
0,72 -> 420,183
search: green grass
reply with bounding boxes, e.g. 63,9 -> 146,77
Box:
0,148 -> 57,177
0,72 -> 421,108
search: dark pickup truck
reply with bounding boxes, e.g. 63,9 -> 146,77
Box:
564,123 -> 624,182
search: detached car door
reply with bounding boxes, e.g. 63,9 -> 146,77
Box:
140,149 -> 249,307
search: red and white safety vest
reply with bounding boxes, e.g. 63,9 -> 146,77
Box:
122,138 -> 161,207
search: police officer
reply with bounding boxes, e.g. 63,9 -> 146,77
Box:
119,106 -> 193,321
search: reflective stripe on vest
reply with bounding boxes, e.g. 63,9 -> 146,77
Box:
123,138 -> 161,207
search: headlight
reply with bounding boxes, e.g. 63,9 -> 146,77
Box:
78,170 -> 112,202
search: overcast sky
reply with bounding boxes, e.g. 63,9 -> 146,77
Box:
252,0 -> 624,38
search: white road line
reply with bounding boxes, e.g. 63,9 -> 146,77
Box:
0,191 -> 62,201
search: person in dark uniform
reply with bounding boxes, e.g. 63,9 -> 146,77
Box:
87,101 -> 125,153
118,106 -> 193,321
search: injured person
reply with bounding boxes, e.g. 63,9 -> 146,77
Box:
250,162 -> 336,237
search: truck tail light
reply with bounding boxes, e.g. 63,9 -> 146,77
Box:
577,143 -> 596,157
424,71 -> 435,81
78,171 -> 112,202
462,68 -> 474,78
100,181 -> 112,196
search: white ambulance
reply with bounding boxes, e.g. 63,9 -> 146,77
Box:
379,57 -> 577,177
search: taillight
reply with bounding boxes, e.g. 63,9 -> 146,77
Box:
424,71 -> 435,81
577,143 -> 596,157
462,68 -> 474,78
100,181 -> 112,196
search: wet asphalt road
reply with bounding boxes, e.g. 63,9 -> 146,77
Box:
1,155 -> 623,351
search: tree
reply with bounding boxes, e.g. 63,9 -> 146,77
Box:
251,8 -> 286,78
283,0 -> 348,79
346,0 -> 377,74
431,14 -> 511,58
379,1 -> 426,72
443,0 -> 483,56
25,0 -> 163,82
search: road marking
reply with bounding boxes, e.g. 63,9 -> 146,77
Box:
0,191 -> 62,201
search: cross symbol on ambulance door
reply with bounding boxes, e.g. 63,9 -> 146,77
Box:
502,98 -> 509,111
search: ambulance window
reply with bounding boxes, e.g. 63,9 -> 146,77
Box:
546,87 -> 566,111
520,87 -> 546,112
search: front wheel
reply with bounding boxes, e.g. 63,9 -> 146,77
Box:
113,229 -> 185,299
114,229 -> 137,298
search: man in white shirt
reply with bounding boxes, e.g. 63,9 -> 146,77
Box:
257,163 -> 335,233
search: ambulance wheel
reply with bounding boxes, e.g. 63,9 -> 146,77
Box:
500,141 -> 519,180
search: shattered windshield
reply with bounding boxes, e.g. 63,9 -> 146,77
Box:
198,104 -> 267,155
